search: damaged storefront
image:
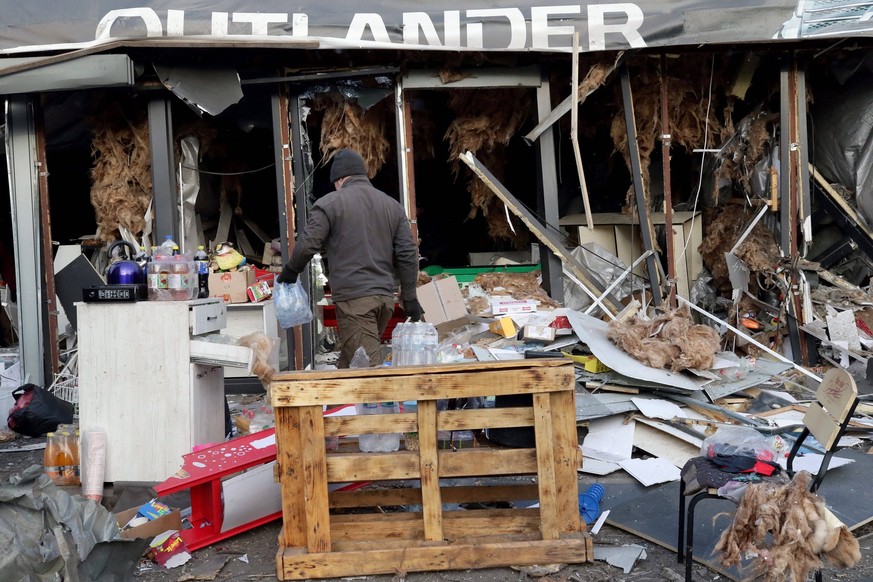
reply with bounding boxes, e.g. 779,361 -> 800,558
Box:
2,2 -> 873,581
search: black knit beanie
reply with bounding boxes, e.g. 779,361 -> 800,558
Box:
329,149 -> 368,183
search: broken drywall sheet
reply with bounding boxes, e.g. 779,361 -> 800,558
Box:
567,311 -> 704,392
618,457 -> 681,486
579,456 -> 622,476
827,306 -> 862,352
593,543 -> 647,574
631,397 -> 686,421
633,423 -> 700,468
582,415 -> 635,464
779,454 -> 854,474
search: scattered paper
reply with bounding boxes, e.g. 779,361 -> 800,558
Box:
617,457 -> 681,486
590,510 -> 610,535
778,453 -> 854,474
593,543 -> 647,573
631,397 -> 686,421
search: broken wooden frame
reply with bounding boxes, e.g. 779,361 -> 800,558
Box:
570,33 -> 594,231
458,151 -> 623,315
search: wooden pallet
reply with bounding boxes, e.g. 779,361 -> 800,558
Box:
270,360 -> 591,580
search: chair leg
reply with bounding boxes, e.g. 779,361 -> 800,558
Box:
685,491 -> 720,582
678,478 -> 687,564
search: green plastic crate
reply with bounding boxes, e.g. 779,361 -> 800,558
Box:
422,264 -> 539,284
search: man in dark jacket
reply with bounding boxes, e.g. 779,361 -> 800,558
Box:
277,148 -> 422,367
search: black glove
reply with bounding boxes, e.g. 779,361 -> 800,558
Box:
276,264 -> 298,284
403,299 -> 424,322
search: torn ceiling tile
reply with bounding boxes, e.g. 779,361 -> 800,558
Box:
153,63 -> 243,116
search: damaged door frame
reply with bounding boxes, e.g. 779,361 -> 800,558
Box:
397,66 -> 564,301
6,96 -> 46,386
779,53 -> 813,365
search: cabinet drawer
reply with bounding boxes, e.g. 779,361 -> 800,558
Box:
190,302 -> 226,335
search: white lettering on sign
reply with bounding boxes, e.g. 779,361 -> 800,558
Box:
531,5 -> 581,49
347,13 -> 392,43
587,3 -> 645,51
95,4 -> 648,51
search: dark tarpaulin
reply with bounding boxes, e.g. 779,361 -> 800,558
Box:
2,0 -> 868,56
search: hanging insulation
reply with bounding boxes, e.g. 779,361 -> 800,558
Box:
312,93 -> 390,178
89,98 -> 152,242
699,205 -> 781,293
445,88 -> 531,243
609,56 -> 724,211
715,471 -> 861,582
607,309 -> 721,371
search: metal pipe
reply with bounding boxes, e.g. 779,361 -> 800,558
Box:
660,54 -> 676,308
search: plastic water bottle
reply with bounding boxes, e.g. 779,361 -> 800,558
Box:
160,235 -> 178,252
409,323 -> 424,365
357,403 -> 381,452
391,325 -> 406,367
421,323 -> 438,364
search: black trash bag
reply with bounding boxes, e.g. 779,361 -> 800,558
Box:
7,384 -> 74,437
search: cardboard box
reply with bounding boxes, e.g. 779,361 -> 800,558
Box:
115,506 -> 183,540
208,270 -> 256,304
490,298 -> 537,316
522,325 -> 556,343
489,317 -> 518,338
418,276 -> 468,326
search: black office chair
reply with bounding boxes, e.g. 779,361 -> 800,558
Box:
677,368 -> 860,582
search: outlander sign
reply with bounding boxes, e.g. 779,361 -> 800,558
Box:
0,1 -> 871,55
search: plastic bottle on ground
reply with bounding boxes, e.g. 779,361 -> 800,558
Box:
81,427 -> 107,502
44,431 -> 61,483
356,402 -> 381,452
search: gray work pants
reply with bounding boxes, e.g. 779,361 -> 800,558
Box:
335,295 -> 394,368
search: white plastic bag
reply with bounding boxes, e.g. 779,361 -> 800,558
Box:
274,281 -> 313,329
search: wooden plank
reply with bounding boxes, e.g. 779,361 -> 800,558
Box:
275,407 -> 306,548
273,362 -> 574,406
324,412 -> 417,436
327,449 -> 539,482
324,405 -> 537,438
327,451 -> 421,482
330,508 -> 541,542
532,393 -> 560,540
549,390 -> 582,534
277,537 -> 592,579
331,531 -> 586,551
299,405 -> 331,553
437,407 -> 535,431
417,400 -> 443,541
328,484 -> 542,509
438,449 -> 538,478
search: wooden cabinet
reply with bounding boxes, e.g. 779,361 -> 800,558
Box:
77,299 -> 228,482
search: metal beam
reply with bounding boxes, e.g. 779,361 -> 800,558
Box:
402,66 -> 541,90
6,96 -> 45,386
534,70 -> 564,303
779,54 -> 807,364
148,96 -> 177,243
619,65 -> 662,306
0,55 -> 135,94
288,92 -> 314,370
459,151 -> 622,315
